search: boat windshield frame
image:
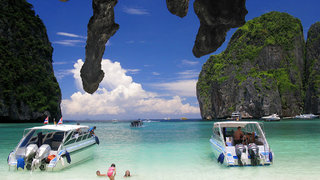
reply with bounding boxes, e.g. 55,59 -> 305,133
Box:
16,125 -> 90,151
212,121 -> 269,147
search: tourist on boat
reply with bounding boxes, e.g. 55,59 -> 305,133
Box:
233,127 -> 244,144
89,126 -> 96,136
37,132 -> 43,147
242,132 -> 256,144
124,170 -> 131,177
107,163 -> 116,180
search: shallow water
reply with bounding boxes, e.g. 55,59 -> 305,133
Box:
1,120 -> 320,180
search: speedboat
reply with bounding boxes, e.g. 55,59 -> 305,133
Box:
130,120 -> 143,127
210,121 -> 273,167
295,114 -> 319,119
231,111 -> 242,121
8,124 -> 99,171
261,114 -> 280,121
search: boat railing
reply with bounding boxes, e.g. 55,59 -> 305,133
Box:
64,131 -> 92,146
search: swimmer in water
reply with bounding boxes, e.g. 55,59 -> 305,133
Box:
107,163 -> 116,180
124,170 -> 131,177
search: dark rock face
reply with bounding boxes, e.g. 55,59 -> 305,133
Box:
80,0 -> 119,94
197,12 -> 305,119
166,0 -> 189,18
0,0 -> 62,122
192,0 -> 247,57
305,22 -> 320,114
78,0 -> 247,94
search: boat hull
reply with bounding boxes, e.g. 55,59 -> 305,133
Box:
8,137 -> 97,171
210,138 -> 273,167
47,143 -> 96,171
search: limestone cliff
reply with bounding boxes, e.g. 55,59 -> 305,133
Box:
197,12 -> 305,119
0,0 -> 62,122
305,22 -> 320,114
80,0 -> 119,94
77,0 -> 247,94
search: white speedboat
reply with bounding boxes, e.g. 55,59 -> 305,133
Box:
262,114 -> 280,121
8,124 -> 99,171
231,111 -> 242,121
210,121 -> 273,167
295,114 -> 319,119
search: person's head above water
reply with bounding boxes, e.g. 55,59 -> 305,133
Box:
124,170 -> 130,177
111,163 -> 115,167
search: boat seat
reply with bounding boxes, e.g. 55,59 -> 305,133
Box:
52,132 -> 64,141
225,136 -> 234,146
43,139 -> 52,146
51,141 -> 61,150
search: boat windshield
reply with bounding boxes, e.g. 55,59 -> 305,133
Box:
213,122 -> 267,146
19,129 -> 66,151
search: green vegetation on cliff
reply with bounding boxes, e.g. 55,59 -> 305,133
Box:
197,12 -> 305,119
0,0 -> 61,121
304,22 -> 320,114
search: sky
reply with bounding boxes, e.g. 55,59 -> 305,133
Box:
27,0 -> 320,120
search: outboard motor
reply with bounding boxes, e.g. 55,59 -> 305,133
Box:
25,144 -> 38,170
248,143 -> 260,166
235,144 -> 246,166
31,144 -> 51,171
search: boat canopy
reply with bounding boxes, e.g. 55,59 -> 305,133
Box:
213,121 -> 260,128
26,125 -> 89,132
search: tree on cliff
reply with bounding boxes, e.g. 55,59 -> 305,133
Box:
0,0 -> 62,122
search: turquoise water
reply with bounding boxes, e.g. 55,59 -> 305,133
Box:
1,120 -> 320,180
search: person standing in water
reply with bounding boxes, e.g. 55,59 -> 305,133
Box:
96,163 -> 116,179
107,163 -> 116,180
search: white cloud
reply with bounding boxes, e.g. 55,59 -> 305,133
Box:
61,59 -> 199,119
126,69 -> 140,74
136,96 -> 199,114
126,40 -> 135,44
55,69 -> 73,80
177,70 -> 199,79
152,79 -> 197,97
53,39 -> 85,46
181,59 -> 199,66
152,72 -> 160,76
106,40 -> 111,47
123,7 -> 149,15
53,61 -> 68,65
57,32 -> 86,39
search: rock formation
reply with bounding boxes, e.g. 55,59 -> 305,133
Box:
0,0 -> 62,122
80,0 -> 119,94
305,22 -> 320,114
166,0 -> 189,18
76,0 -> 247,94
192,0 -> 247,57
197,12 -> 306,119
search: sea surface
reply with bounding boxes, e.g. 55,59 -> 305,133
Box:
1,119 -> 320,180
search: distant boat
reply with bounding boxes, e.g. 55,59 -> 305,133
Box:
295,114 -> 319,119
262,114 -> 280,121
164,117 -> 171,120
180,117 -> 188,120
130,120 -> 143,127
231,111 -> 242,121
112,119 -> 118,123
